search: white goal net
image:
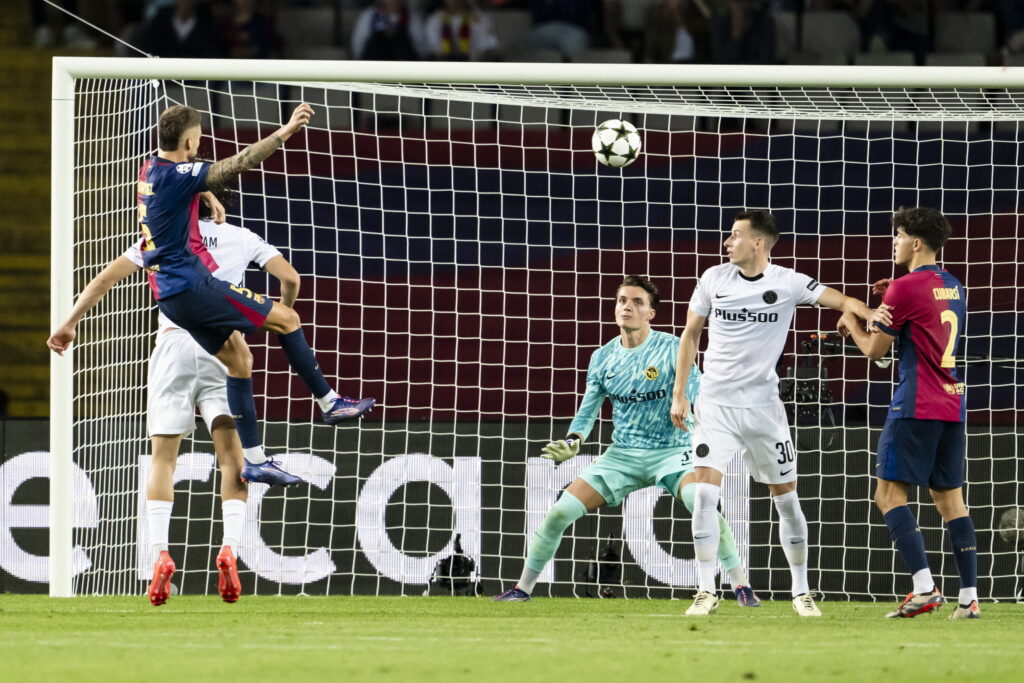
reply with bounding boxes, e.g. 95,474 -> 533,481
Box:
51,59 -> 1022,601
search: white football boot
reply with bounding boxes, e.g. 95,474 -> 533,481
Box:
685,591 -> 720,616
792,593 -> 822,617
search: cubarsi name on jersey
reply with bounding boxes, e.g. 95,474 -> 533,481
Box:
713,308 -> 780,323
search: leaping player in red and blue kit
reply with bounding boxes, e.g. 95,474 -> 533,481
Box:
840,207 -> 978,620
53,103 -> 375,488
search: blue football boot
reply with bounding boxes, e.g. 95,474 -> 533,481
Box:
324,396 -> 376,424
492,587 -> 531,602
241,458 -> 305,487
734,585 -> 762,607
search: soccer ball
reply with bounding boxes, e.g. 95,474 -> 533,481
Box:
592,119 -> 642,168
998,507 -> 1024,547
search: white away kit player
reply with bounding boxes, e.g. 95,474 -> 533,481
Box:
48,192 -> 301,605
669,210 -> 885,617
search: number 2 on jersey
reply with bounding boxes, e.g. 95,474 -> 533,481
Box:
939,309 -> 958,368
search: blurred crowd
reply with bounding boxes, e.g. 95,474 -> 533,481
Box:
29,0 -> 1024,66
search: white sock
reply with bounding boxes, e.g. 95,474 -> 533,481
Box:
243,446 -> 266,465
692,483 -> 721,593
221,499 -> 246,556
517,567 -> 541,595
958,587 -> 978,605
912,568 -> 935,595
773,491 -> 810,597
727,565 -> 749,588
316,390 -> 340,412
147,499 -> 173,563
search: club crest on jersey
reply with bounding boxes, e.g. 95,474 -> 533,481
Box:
696,444 -> 709,458
762,290 -> 777,304
644,366 -> 659,380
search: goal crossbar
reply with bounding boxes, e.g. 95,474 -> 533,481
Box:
52,57 -> 1024,89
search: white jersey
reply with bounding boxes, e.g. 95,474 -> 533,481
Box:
689,262 -> 824,407
124,219 -> 281,333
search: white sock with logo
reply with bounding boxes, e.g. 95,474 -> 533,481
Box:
773,491 -> 810,597
692,483 -> 722,593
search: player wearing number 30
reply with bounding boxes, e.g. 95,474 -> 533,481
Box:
670,210 -> 881,617
494,276 -> 759,606
839,207 -> 978,620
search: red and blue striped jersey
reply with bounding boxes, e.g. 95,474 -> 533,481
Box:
136,156 -> 217,299
875,265 -> 966,422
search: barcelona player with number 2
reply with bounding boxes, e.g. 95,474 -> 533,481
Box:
839,207 -> 978,619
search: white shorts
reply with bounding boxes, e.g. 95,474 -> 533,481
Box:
691,398 -> 796,485
147,329 -> 231,436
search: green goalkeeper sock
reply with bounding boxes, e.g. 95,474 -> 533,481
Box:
680,482 -> 748,586
518,491 -> 588,594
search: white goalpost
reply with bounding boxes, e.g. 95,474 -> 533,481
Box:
50,57 -> 1023,600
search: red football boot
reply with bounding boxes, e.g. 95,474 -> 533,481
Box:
216,545 -> 242,603
148,550 -> 175,606
885,586 -> 944,618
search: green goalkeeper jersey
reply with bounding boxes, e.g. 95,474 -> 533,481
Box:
568,329 -> 700,450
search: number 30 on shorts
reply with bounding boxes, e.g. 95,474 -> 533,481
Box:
774,440 -> 795,464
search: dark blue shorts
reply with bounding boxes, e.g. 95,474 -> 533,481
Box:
875,418 -> 966,490
157,275 -> 273,355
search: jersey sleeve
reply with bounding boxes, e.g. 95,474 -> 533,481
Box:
875,278 -> 909,336
122,237 -> 145,267
790,270 -> 826,306
688,270 -> 714,317
239,226 -> 282,267
567,351 -> 606,442
162,161 -> 210,202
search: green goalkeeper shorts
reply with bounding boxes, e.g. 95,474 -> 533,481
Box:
579,445 -> 693,507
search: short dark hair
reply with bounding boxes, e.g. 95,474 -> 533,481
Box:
734,209 -> 779,248
617,275 -> 660,308
158,105 -> 202,151
891,206 -> 950,253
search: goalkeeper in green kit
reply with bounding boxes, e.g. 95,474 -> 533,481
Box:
494,276 -> 759,609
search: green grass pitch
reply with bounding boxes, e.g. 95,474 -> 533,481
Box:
1,595 -> 1021,682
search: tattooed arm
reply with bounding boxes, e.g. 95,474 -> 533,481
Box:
206,102 -> 314,191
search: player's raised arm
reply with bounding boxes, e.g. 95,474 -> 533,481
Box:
206,103 -> 314,192
263,255 -> 301,309
47,255 -> 141,355
671,308 -> 706,431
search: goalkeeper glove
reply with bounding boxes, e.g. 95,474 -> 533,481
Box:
540,438 -> 580,463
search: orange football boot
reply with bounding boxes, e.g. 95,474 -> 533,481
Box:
148,550 -> 175,606
216,545 -> 242,603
